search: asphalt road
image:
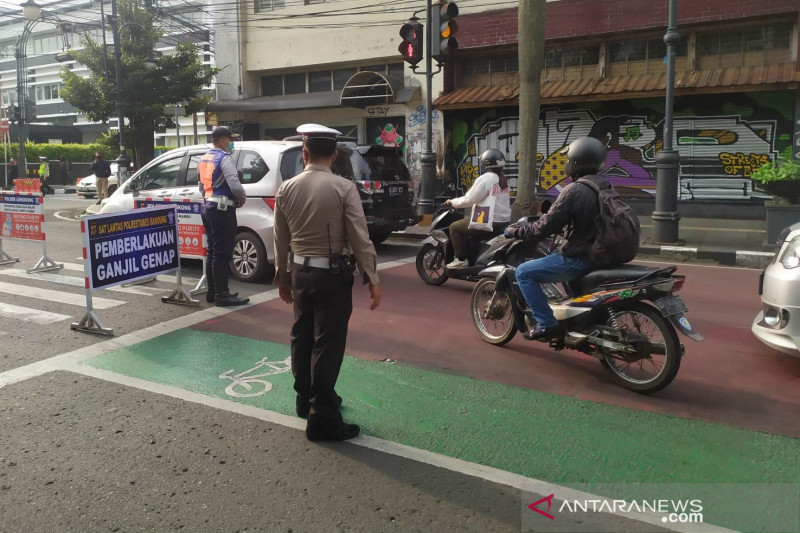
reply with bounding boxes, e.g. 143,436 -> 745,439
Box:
1,194 -> 798,532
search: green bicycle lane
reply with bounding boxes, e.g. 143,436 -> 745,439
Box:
82,326 -> 800,532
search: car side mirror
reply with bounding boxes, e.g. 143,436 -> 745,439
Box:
126,178 -> 140,196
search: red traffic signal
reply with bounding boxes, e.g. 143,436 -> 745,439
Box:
399,19 -> 423,67
432,1 -> 459,63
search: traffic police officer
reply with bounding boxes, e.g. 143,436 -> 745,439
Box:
274,123 -> 382,442
198,126 -> 250,307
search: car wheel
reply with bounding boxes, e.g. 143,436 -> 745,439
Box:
231,231 -> 272,283
369,227 -> 392,245
82,194 -> 95,199
108,185 -> 117,195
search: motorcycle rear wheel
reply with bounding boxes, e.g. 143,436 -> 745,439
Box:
416,243 -> 449,285
471,278 -> 517,345
600,302 -> 681,393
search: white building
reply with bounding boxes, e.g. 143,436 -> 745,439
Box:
0,0 -> 213,147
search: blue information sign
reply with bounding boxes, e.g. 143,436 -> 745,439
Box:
82,205 -> 180,290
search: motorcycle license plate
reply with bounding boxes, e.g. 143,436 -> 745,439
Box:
655,295 -> 688,316
387,185 -> 405,197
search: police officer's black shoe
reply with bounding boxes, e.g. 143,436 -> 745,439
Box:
206,291 -> 237,303
215,293 -> 250,307
306,421 -> 360,442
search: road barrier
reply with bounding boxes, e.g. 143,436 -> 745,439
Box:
71,205 -> 197,335
133,197 -> 208,296
0,191 -> 63,273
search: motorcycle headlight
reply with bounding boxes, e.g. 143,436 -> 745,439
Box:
779,236 -> 800,269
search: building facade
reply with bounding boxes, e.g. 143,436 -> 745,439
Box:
0,0 -> 213,149
438,0 -> 800,202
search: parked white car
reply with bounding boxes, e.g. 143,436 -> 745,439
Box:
76,163 -> 119,198
752,221 -> 800,357
98,140 -> 415,282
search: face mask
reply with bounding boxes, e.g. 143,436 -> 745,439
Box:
227,141 -> 234,153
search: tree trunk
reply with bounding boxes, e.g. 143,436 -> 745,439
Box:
513,0 -> 546,219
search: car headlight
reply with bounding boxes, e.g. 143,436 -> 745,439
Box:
779,236 -> 800,268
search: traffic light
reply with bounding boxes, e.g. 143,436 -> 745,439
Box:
431,1 -> 459,64
24,99 -> 36,122
6,104 -> 19,123
398,18 -> 423,68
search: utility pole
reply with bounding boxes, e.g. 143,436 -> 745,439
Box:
513,0 -> 546,218
110,0 -> 131,183
652,0 -> 681,243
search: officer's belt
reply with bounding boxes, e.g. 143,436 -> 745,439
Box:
208,195 -> 236,206
292,254 -> 330,269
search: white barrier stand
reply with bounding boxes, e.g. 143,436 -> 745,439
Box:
162,269 -> 199,305
0,239 -> 19,265
72,205 -> 189,335
0,191 -> 63,272
134,197 -> 208,299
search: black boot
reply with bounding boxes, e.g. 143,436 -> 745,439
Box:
212,264 -> 249,307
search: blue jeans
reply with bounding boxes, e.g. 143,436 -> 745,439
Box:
515,253 -> 593,329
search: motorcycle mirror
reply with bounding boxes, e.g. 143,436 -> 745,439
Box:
540,199 -> 552,214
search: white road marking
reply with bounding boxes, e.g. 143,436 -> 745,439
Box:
0,302 -> 72,324
0,268 -> 168,296
0,281 -> 124,309
2,258 -> 733,532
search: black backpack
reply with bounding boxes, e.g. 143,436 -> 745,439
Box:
577,177 -> 640,267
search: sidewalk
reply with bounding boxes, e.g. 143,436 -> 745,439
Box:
392,215 -> 776,269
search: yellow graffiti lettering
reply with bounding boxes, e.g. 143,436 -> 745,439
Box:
719,153 -> 770,177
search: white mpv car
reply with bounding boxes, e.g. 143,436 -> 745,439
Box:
98,140 -> 416,282
99,141 -> 306,282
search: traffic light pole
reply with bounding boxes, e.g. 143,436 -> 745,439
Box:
417,0 -> 437,222
15,20 -> 37,180
110,0 -> 131,183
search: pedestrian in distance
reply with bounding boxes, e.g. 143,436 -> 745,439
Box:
59,154 -> 72,184
90,151 -> 112,204
273,123 -> 382,442
8,157 -> 18,182
444,148 -> 512,268
198,126 -> 250,307
38,156 -> 54,195
503,137 -> 610,341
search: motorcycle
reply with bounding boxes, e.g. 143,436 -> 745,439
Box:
415,207 -> 547,285
470,242 -> 703,393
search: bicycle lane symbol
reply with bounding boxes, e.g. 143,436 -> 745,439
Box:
219,356 -> 292,398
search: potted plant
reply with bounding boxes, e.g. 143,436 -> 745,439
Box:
751,158 -> 800,244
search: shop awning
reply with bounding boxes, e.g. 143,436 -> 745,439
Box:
339,71 -> 417,108
207,91 -> 343,112
434,62 -> 800,109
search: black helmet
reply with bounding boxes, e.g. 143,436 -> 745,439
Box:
479,148 -> 505,173
562,137 -> 606,178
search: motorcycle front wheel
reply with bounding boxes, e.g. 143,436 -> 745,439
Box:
600,302 -> 681,393
470,278 -> 517,345
416,243 -> 449,285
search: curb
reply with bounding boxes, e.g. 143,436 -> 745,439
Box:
389,233 -> 775,269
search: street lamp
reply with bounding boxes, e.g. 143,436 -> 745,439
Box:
15,0 -> 42,179
652,0 -> 681,243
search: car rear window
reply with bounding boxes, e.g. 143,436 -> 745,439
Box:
279,148 -> 304,181
363,152 -> 410,182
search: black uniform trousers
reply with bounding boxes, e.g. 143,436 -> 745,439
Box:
201,203 -> 237,295
290,266 -> 353,424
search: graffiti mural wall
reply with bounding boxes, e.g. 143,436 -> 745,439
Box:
448,91 -> 796,200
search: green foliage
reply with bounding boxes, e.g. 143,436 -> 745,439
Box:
2,143 -> 108,163
58,0 -> 217,166
751,158 -> 800,183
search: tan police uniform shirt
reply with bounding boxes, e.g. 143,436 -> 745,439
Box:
273,163 -> 379,286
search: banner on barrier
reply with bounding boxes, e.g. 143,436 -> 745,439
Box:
134,198 -> 206,259
0,192 -> 44,241
82,205 -> 180,291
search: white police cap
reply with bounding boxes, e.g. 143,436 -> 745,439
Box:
296,123 -> 341,140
